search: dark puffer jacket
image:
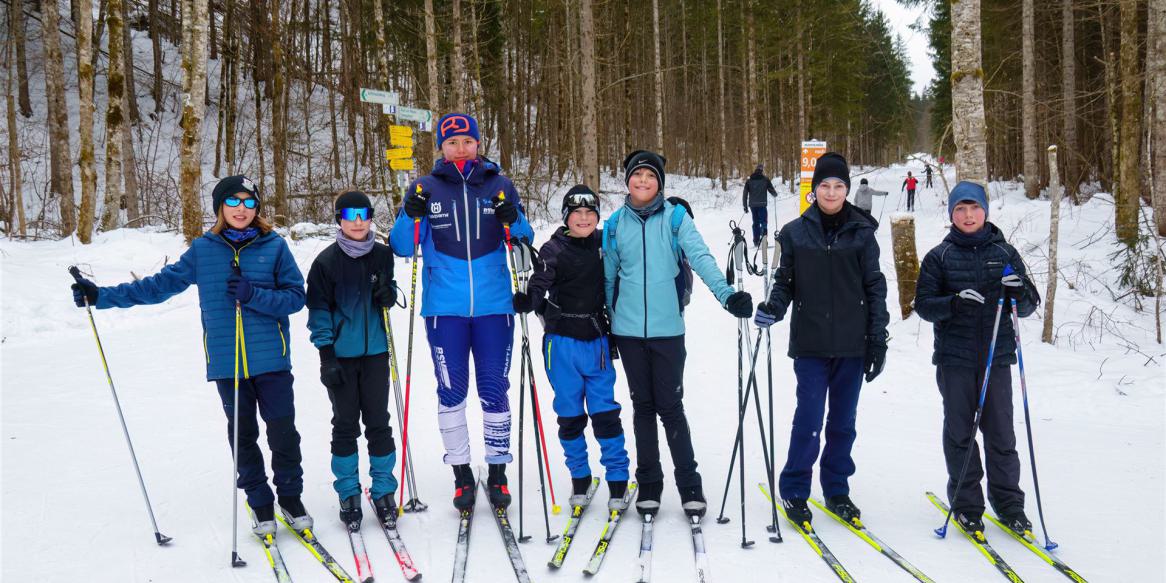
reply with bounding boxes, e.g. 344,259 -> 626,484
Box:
743,170 -> 778,208
526,227 -> 608,340
914,224 -> 1040,368
305,241 -> 396,358
765,202 -> 889,358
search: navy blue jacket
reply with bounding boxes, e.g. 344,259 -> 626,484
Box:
527,228 -> 608,340
765,202 -> 889,358
305,240 -> 396,358
95,231 -> 306,380
389,158 -> 533,317
915,224 -> 1040,368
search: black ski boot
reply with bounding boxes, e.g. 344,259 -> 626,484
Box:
680,485 -> 707,518
635,481 -> 663,516
824,494 -> 862,525
278,495 -> 314,531
608,480 -> 629,512
486,463 -> 512,508
956,511 -> 986,536
452,464 -> 476,511
373,492 -> 398,525
782,498 -> 812,529
339,494 -> 363,529
998,509 -> 1032,536
251,503 -> 277,537
570,475 -> 594,508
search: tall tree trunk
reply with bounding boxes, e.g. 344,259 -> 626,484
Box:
122,115 -> 141,223
423,0 -> 440,169
745,0 -> 758,164
950,0 -> 989,185
150,0 -> 163,112
1022,0 -> 1039,199
1061,0 -> 1078,203
652,0 -> 664,155
179,0 -> 209,243
121,0 -> 140,123
579,0 -> 599,189
6,25 -> 26,235
1043,145 -> 1062,343
1150,0 -> 1166,236
322,0 -> 340,179
102,0 -> 127,231
716,0 -> 726,189
797,0 -> 806,140
43,0 -> 77,236
270,0 -> 288,224
1116,0 -> 1142,246
451,0 -> 464,111
77,0 -> 98,243
10,0 -> 32,117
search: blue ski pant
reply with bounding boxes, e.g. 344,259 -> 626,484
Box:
214,370 -> 304,508
543,334 -> 630,482
425,314 -> 514,465
779,357 -> 863,500
750,205 -> 768,244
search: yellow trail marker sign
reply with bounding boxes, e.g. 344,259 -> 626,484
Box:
385,147 -> 414,161
389,159 -> 415,171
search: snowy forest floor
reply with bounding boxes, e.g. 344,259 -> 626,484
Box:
2,161 -> 1163,582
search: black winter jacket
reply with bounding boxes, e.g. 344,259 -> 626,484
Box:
743,171 -> 778,208
914,224 -> 1040,368
305,241 -> 397,358
765,202 -> 890,358
526,228 -> 608,340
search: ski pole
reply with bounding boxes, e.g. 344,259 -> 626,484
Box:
1009,294 -> 1058,551
935,296 -> 1006,538
398,185 -> 426,513
731,225 -> 752,548
229,259 -> 248,567
382,305 -> 425,512
68,266 -> 172,547
761,232 -> 780,541
516,339 -> 530,542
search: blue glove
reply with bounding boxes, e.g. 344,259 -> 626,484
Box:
71,277 -> 98,307
754,301 -> 779,328
226,273 -> 254,303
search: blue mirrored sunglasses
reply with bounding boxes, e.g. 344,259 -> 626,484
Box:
338,207 -> 372,221
224,196 -> 258,209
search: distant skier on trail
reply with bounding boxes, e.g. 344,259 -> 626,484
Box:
69,175 -> 312,537
754,152 -> 890,529
851,177 -> 887,214
914,181 -> 1041,538
902,171 -> 919,212
602,149 -> 754,519
514,184 -> 631,511
390,112 -> 534,511
925,164 -> 934,188
742,164 -> 779,246
306,190 -> 400,527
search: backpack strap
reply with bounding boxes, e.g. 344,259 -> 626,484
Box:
669,204 -> 685,256
603,207 -> 623,256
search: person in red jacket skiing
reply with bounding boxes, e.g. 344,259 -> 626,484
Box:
902,172 -> 919,212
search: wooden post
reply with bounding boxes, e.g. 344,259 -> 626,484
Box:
1043,145 -> 1062,344
891,215 -> 920,319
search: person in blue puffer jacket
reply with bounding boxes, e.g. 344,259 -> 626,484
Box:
69,175 -> 310,536
603,150 -> 754,519
390,113 -> 534,510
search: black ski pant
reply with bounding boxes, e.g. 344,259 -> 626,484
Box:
907,189 -> 917,211
327,354 -> 395,458
936,365 -> 1024,518
613,335 -> 701,491
215,370 -> 304,508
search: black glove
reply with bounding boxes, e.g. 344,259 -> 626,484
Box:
951,288 -> 985,316
403,189 -> 431,219
512,291 -> 534,314
71,277 -> 98,307
725,291 -> 753,318
864,335 -> 888,382
372,279 -> 397,308
226,272 -> 254,303
493,195 -> 519,225
609,341 -> 620,361
743,206 -> 750,214
754,300 -> 780,328
319,346 -> 345,390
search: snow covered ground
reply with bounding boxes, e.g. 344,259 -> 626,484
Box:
3,162 -> 1163,582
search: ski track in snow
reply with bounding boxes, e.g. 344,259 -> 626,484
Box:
3,162 -> 1163,582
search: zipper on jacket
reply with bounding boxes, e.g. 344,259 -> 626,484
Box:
363,259 -> 370,356
277,322 -> 287,356
452,201 -> 462,242
462,168 -> 476,316
641,219 -> 649,338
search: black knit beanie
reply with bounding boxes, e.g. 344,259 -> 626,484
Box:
211,175 -> 260,216
334,190 -> 374,223
623,150 -> 666,191
810,152 -> 851,192
561,184 -> 600,223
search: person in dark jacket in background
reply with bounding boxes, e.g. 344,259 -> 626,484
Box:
914,181 -> 1041,538
743,164 -> 779,246
753,152 -> 890,529
306,190 -> 399,528
69,175 -> 311,537
514,184 -> 631,511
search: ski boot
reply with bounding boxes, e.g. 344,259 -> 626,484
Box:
782,498 -> 812,529
635,481 -> 663,516
998,509 -> 1032,537
569,475 -> 594,509
338,494 -> 362,529
486,463 -> 512,508
824,494 -> 862,526
680,485 -> 707,519
251,503 -> 277,537
956,511 -> 986,537
372,492 -> 398,525
452,464 -> 476,511
607,480 -> 629,512
278,495 -> 314,532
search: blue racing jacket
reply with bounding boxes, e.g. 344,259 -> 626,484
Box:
389,158 -> 534,318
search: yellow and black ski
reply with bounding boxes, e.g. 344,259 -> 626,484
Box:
927,492 -> 1024,583
760,484 -> 856,583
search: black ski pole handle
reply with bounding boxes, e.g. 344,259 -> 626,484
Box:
68,265 -> 84,283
